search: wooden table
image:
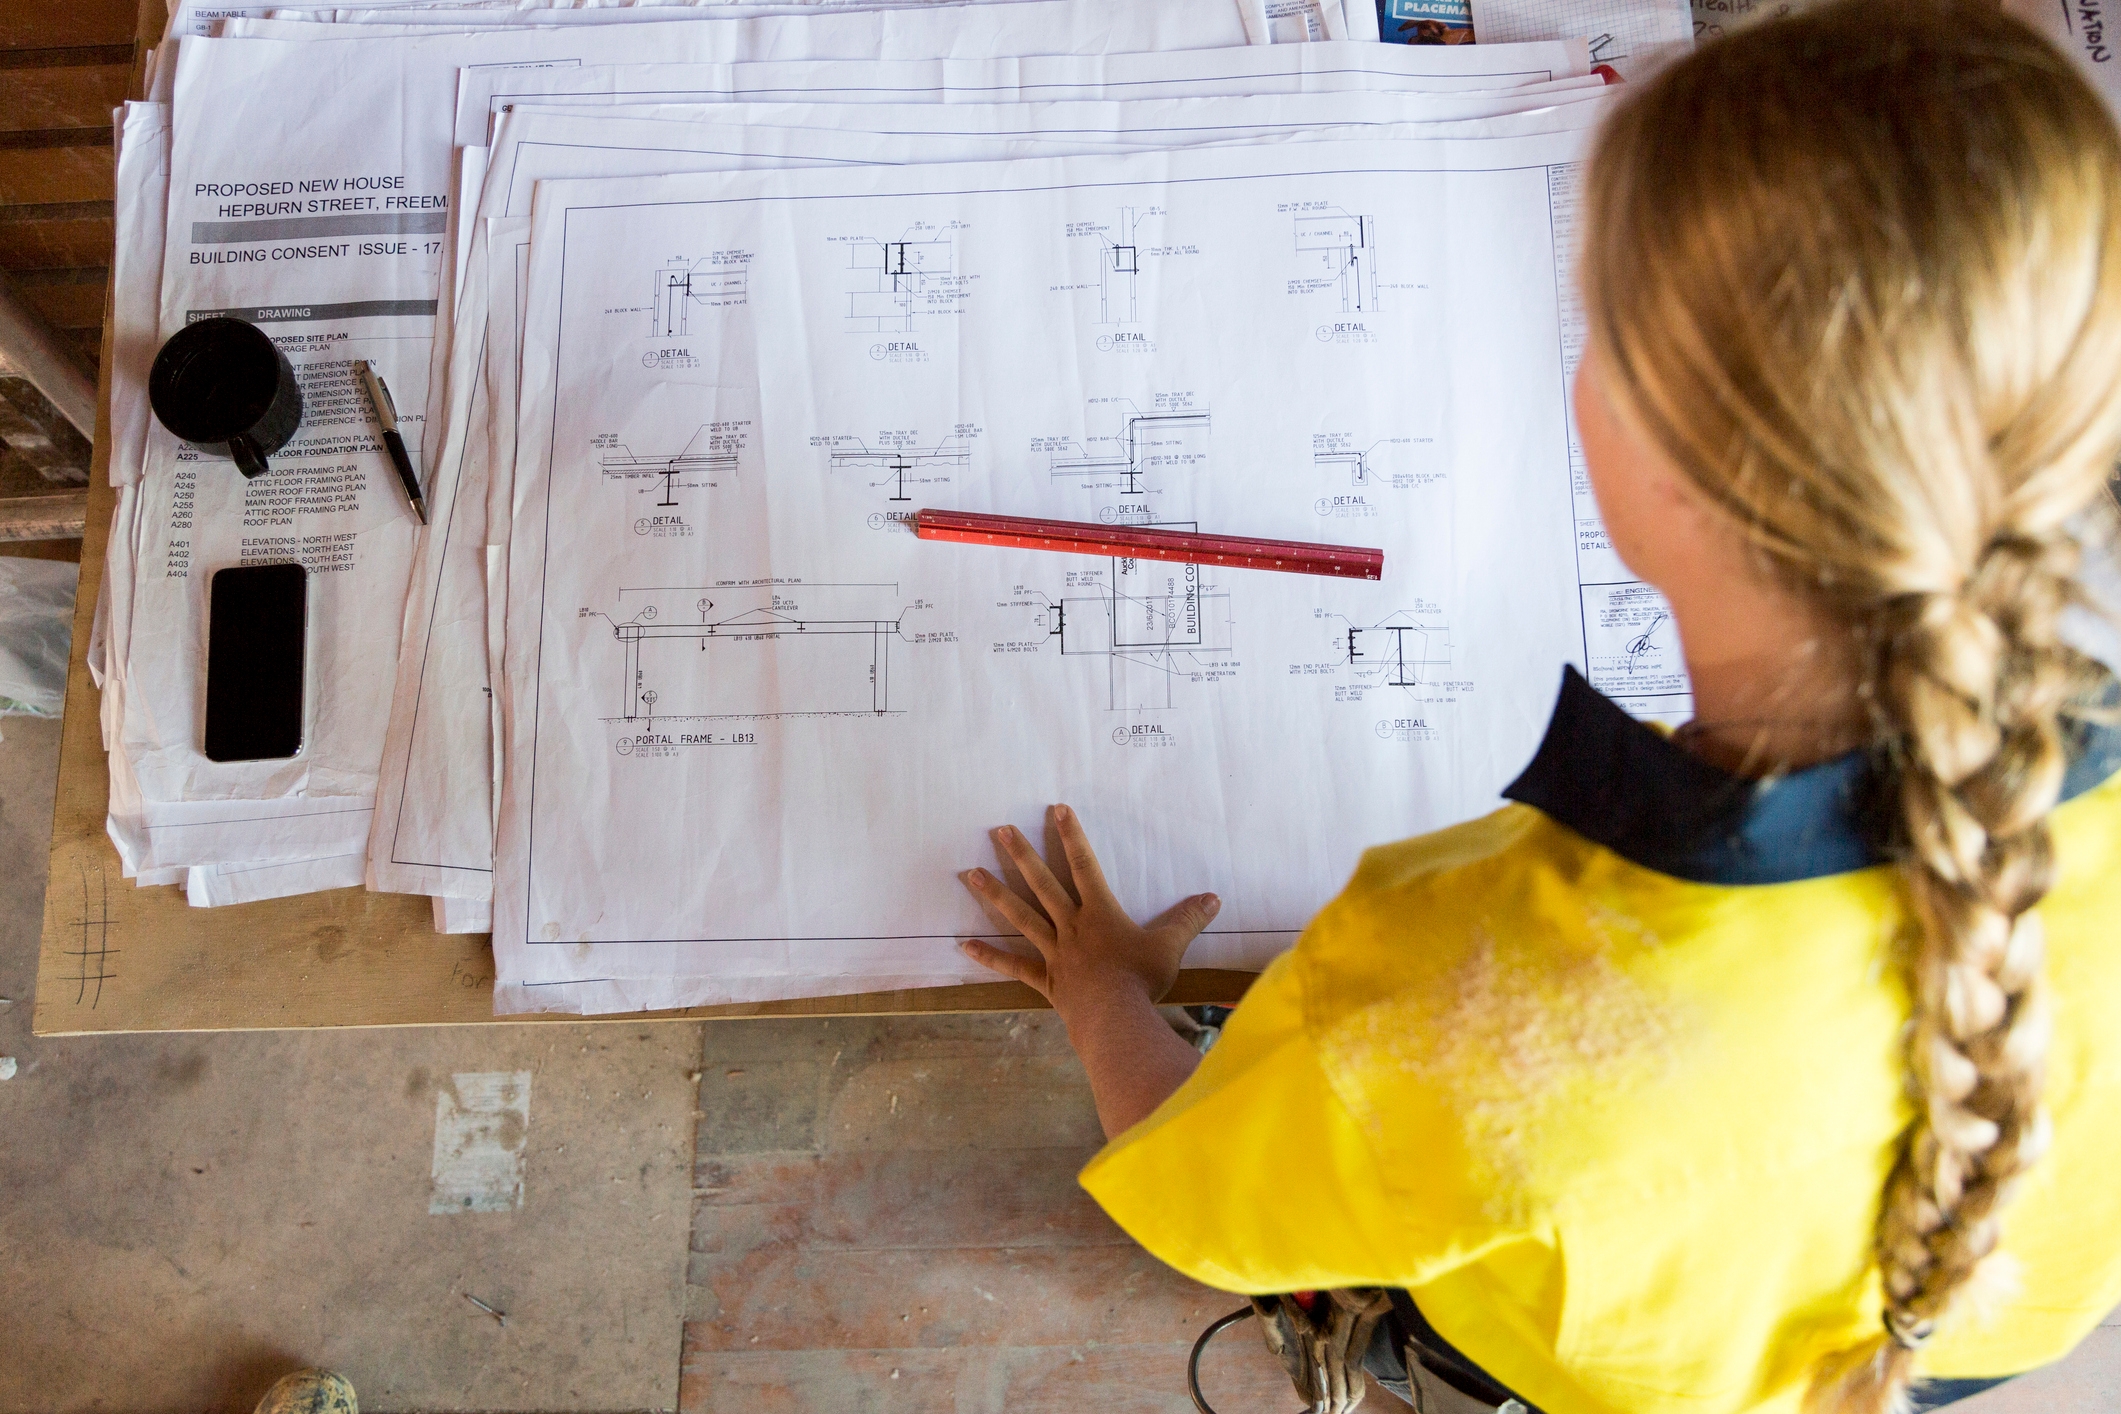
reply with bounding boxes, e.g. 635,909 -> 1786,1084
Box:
32,304 -> 1252,1038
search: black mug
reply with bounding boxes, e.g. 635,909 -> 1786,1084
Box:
148,316 -> 304,479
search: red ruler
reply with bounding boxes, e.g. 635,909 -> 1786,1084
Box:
914,508 -> 1382,580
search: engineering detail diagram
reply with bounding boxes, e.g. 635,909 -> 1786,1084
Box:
1317,608 -> 1453,695
650,258 -> 747,337
1316,445 -> 1371,486
1062,205 -> 1163,329
1016,537 -> 1238,712
1099,206 -> 1144,323
1044,401 -> 1208,498
594,424 -> 743,509
1294,208 -> 1379,313
1312,435 -> 1419,487
588,585 -> 927,723
845,228 -> 955,333
825,434 -> 972,503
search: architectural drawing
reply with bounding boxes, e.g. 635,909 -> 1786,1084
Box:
492,118 -> 1617,1006
1044,400 -> 1208,498
1316,445 -> 1370,486
844,228 -> 955,333
1308,608 -> 1454,697
1310,433 -> 1430,491
1062,204 -> 1161,329
594,425 -> 741,509
825,433 -> 971,503
1342,614 -> 1451,689
650,258 -> 746,337
1019,537 -> 1237,712
598,445 -> 737,509
589,584 -> 918,723
1294,208 -> 1379,313
1099,205 -> 1144,323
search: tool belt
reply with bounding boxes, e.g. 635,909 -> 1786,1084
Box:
1235,1289 -> 2016,1414
1247,1289 -> 1391,1413
1235,1288 -> 1536,1414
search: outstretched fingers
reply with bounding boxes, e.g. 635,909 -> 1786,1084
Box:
993,824 -> 1077,924
1050,803 -> 1119,909
961,866 -> 1057,949
959,937 -> 1052,999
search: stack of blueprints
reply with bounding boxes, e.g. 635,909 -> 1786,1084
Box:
94,0 -> 1710,1015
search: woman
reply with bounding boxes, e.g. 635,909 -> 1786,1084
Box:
956,3 -> 2121,1412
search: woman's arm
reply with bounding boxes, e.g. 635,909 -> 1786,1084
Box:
959,804 -> 1221,1138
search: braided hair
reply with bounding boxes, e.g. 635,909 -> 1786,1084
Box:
1579,4 -> 2121,1410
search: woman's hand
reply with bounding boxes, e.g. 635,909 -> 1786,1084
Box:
958,803 -> 1220,1020
958,804 -> 1220,1138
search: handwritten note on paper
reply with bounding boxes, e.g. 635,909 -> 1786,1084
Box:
2003,0 -> 2121,113
1474,0 -> 1693,75
1690,0 -> 1793,43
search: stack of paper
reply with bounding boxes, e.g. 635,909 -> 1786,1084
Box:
102,0 -> 1695,1013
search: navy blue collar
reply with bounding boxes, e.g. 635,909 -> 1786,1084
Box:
1502,666 -> 2121,885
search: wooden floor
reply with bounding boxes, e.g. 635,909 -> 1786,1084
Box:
679,1013 -> 1295,1413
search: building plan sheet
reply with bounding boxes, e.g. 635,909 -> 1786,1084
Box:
370,75 -> 1608,901
489,117 -> 1693,1011
364,55 -> 1594,903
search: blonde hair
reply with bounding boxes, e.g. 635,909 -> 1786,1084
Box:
1581,4 -> 2121,1411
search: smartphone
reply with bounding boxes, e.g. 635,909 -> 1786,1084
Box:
203,562 -> 307,763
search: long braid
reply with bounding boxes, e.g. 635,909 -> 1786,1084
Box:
1576,3 -> 2121,1410
1817,532 -> 2091,1411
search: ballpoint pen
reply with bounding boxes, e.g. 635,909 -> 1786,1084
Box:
356,359 -> 429,525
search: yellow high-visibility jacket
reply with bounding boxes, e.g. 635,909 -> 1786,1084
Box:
1083,668 -> 2121,1414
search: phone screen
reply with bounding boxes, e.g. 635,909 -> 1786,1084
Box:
204,562 -> 307,762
